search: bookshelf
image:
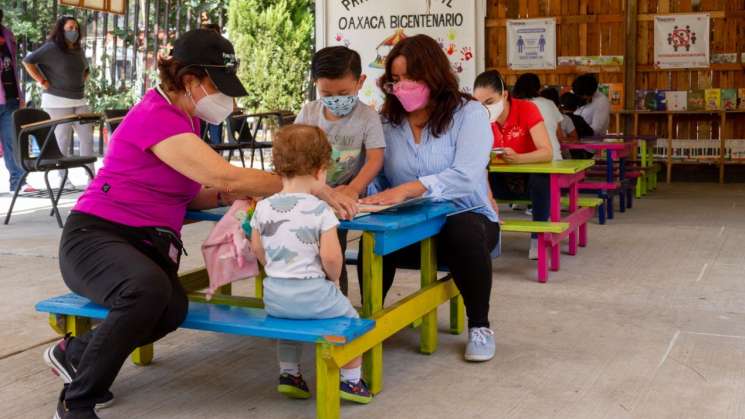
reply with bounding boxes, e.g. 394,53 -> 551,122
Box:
611,110 -> 745,184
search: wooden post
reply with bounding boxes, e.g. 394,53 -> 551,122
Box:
667,113 -> 673,183
624,0 -> 638,135
720,111 -> 726,184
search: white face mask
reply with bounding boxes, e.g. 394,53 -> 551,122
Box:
485,98 -> 505,123
190,84 -> 233,125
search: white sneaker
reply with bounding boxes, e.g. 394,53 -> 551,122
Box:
464,327 -> 496,362
528,238 -> 539,260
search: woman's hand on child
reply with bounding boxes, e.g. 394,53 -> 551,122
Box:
311,181 -> 358,220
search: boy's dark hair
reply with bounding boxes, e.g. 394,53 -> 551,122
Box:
572,74 -> 599,97
200,23 -> 221,34
311,46 -> 361,80
474,69 -> 506,94
512,73 -> 541,99
272,124 -> 332,178
560,92 -> 584,112
540,87 -> 560,107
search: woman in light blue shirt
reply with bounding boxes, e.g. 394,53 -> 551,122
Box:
359,34 -> 500,362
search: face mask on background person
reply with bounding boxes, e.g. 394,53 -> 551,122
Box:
390,80 -> 430,112
190,84 -> 233,125
65,30 -> 79,43
485,98 -> 505,123
321,95 -> 358,117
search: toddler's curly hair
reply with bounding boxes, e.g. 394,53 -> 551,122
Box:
271,124 -> 332,178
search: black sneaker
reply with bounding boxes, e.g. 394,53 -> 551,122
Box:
340,379 -> 373,404
44,336 -> 115,410
54,391 -> 100,419
277,373 -> 311,399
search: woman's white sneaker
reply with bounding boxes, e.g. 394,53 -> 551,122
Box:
464,327 -> 495,362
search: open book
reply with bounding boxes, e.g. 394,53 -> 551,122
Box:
355,197 -> 432,218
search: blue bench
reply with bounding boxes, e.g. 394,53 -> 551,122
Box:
36,293 -> 375,418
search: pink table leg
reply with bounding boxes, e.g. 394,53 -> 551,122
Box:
568,178 -> 579,256
537,233 -> 547,283
549,174 -> 561,272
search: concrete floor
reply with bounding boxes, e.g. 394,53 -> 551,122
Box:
1,182 -> 744,419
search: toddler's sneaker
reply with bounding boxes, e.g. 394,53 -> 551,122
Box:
340,379 -> 373,404
44,337 -> 115,410
277,373 -> 311,399
464,327 -> 496,362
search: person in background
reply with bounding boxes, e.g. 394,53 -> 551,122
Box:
200,23 -> 229,146
540,87 -> 578,143
473,70 -> 552,260
0,9 -> 35,193
560,92 -> 596,159
572,73 -> 610,135
23,16 -> 94,184
294,46 -> 385,295
511,73 -> 562,161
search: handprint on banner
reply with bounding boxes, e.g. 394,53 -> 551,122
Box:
447,29 -> 457,41
461,46 -> 473,61
446,43 -> 456,56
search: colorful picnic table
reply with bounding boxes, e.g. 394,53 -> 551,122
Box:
581,134 -> 659,197
563,141 -> 635,219
489,160 -> 595,274
187,201 -> 465,397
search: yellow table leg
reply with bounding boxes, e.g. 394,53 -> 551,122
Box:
361,232 -> 383,394
449,294 -> 465,335
419,238 -> 438,354
131,344 -> 154,366
316,343 -> 341,419
216,283 -> 232,296
48,314 -> 65,335
65,315 -> 91,337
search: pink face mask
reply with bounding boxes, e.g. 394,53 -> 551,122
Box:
392,80 -> 430,112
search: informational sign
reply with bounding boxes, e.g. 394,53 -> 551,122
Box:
654,13 -> 710,69
506,18 -> 556,70
315,0 -> 486,109
59,0 -> 126,14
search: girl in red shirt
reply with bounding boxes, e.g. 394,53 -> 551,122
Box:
473,70 -> 552,260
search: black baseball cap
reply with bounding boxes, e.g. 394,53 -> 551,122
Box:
170,29 -> 248,97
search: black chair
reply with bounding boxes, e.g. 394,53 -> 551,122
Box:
103,109 -> 128,134
215,111 -> 283,170
4,109 -> 98,228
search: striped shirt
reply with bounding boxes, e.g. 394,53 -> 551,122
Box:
370,99 -> 498,223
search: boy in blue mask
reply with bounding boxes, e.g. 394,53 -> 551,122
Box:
295,46 -> 385,293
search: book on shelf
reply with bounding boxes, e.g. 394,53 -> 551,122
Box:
738,88 -> 745,110
666,91 -> 688,111
721,88 -> 737,111
642,90 -> 666,111
687,90 -> 705,111
600,83 -> 624,112
635,90 -> 647,110
705,89 -> 721,110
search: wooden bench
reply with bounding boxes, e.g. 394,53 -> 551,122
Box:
37,293 -> 377,419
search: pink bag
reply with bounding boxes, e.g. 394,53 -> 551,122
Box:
201,199 -> 259,300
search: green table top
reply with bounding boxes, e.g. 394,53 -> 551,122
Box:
489,159 -> 595,174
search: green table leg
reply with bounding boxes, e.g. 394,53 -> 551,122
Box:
361,232 -> 383,395
216,283 -> 232,296
255,268 -> 265,299
419,238 -> 438,354
315,343 -> 340,419
449,294 -> 465,335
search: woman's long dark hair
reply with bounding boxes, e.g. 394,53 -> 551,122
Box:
48,16 -> 82,52
380,34 -> 471,138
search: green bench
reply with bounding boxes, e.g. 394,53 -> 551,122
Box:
499,219 -> 570,283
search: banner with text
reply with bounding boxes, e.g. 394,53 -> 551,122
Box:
506,18 -> 556,70
319,0 -> 479,108
654,13 -> 710,69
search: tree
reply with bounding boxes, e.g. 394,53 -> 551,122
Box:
227,0 -> 313,112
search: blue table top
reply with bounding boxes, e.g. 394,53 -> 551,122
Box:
187,201 -> 459,233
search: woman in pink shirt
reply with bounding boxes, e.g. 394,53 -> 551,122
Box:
44,30 -> 356,419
